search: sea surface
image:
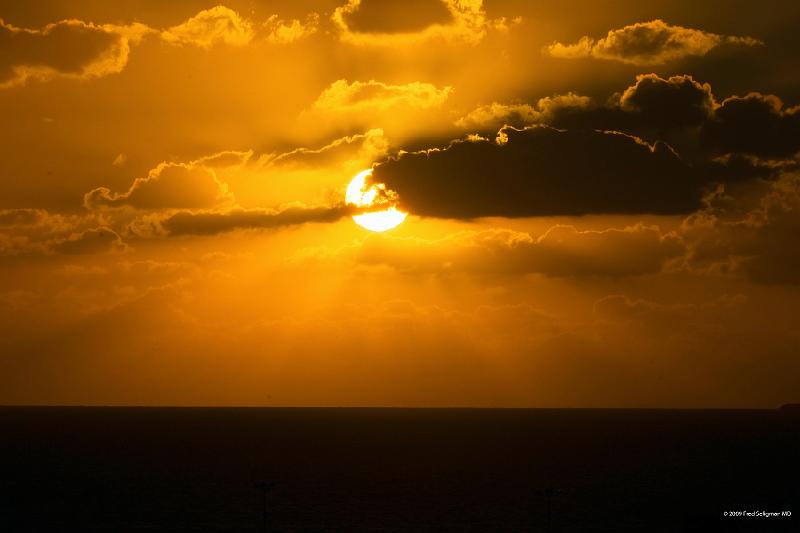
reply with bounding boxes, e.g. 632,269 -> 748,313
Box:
1,407 -> 797,532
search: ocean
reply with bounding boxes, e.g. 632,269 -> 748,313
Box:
1,407 -> 797,532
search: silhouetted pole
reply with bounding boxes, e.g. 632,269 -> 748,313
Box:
545,485 -> 552,533
254,480 -> 276,532
540,484 -> 559,533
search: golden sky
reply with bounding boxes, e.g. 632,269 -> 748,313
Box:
2,0 -> 800,406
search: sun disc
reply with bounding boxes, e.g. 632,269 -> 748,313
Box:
345,169 -> 407,232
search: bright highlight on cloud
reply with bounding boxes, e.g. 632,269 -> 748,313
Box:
313,79 -> 452,114
545,19 -> 761,65
264,13 -> 319,44
455,93 -> 591,130
160,5 -> 254,47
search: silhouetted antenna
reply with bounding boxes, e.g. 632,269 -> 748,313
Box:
254,480 -> 277,533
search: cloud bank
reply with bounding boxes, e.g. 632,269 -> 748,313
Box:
358,224 -> 683,278
1,6 -> 321,89
160,204 -> 355,236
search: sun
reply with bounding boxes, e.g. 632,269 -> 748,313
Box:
345,169 -> 408,232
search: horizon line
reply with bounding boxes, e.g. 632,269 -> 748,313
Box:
1,404 -> 795,410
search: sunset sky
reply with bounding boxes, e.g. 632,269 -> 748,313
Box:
2,0 -> 799,407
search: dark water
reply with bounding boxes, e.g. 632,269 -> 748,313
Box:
1,407 -> 797,532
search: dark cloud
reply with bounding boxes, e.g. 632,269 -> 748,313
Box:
341,0 -> 453,34
371,125 -> 702,218
455,76 -> 713,147
734,174 -> 800,284
545,74 -> 716,141
457,74 -> 800,166
532,75 -> 718,151
0,18 -> 148,88
705,154 -> 798,185
702,93 -> 800,158
331,0 -> 500,45
681,171 -> 800,284
620,74 -> 715,130
160,204 -> 355,236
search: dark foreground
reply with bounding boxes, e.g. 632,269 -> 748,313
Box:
0,407 -> 797,532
